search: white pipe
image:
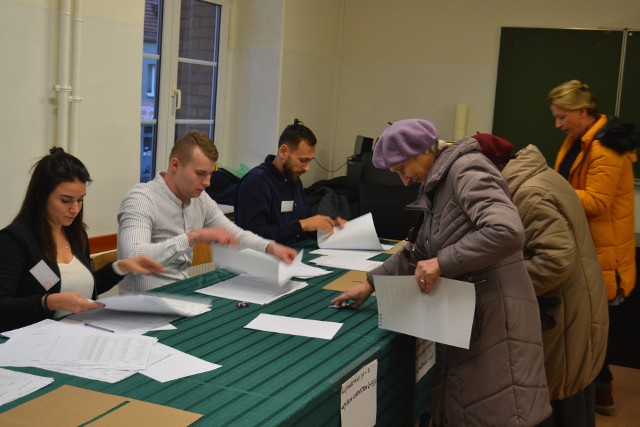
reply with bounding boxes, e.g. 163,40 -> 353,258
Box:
55,0 -> 72,151
69,0 -> 83,156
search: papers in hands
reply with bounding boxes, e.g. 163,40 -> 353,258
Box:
317,213 -> 383,250
211,243 -> 303,286
374,275 -> 476,349
97,294 -> 211,317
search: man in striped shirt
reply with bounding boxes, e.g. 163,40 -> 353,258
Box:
117,131 -> 297,294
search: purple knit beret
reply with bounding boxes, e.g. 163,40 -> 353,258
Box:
372,119 -> 439,168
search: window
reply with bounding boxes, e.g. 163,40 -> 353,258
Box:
140,0 -> 227,182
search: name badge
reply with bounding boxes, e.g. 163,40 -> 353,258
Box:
29,260 -> 60,291
281,201 -> 294,212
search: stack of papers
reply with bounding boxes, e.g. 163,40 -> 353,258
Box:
1,320 -> 221,383
211,244 -> 303,286
0,368 -> 53,407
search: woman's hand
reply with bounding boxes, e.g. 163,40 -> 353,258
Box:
116,256 -> 165,275
46,292 -> 104,313
415,257 -> 441,294
331,281 -> 375,309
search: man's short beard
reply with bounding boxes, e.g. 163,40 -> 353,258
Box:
282,159 -> 299,182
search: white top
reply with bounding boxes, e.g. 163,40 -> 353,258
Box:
117,173 -> 273,294
55,256 -> 94,318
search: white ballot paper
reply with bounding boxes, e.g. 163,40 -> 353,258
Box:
196,275 -> 307,305
211,244 -> 303,286
97,294 -> 211,317
317,213 -> 383,250
244,313 -> 342,340
140,343 -> 221,383
374,275 -> 476,349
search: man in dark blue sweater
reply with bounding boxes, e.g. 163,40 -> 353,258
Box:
235,120 -> 342,245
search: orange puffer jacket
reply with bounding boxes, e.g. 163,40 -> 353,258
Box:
554,115 -> 637,300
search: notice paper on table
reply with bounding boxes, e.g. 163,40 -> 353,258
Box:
374,275 -> 476,349
317,213 -> 383,250
195,274 -> 307,305
97,294 -> 211,317
340,360 -> 378,427
244,313 -> 342,340
0,368 -> 54,407
211,243 -> 303,286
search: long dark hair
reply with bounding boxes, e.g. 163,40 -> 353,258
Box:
13,147 -> 92,264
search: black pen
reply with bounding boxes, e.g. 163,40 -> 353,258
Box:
83,322 -> 115,333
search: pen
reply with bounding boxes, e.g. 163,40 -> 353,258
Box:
83,322 -> 115,333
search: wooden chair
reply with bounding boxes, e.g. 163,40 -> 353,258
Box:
190,242 -> 215,276
192,242 -> 212,265
91,249 -> 117,271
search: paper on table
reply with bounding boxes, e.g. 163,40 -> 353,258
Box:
140,343 -> 221,382
97,294 -> 211,317
310,256 -> 382,272
317,213 -> 383,250
195,274 -> 307,305
293,262 -> 333,279
374,275 -> 475,349
211,243 -> 303,286
0,368 -> 54,407
310,248 -> 383,260
244,313 -> 342,340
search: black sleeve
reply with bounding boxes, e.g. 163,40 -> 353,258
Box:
0,229 -> 51,332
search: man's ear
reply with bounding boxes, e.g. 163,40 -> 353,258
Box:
168,157 -> 180,171
278,144 -> 289,159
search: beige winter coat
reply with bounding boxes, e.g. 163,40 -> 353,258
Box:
502,145 -> 608,400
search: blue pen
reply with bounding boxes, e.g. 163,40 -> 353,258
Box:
83,322 -> 115,333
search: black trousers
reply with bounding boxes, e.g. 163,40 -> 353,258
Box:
537,382 -> 596,427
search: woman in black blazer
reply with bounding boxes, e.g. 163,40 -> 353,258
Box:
0,147 -> 163,332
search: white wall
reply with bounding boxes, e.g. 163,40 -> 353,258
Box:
2,0 -> 640,236
333,0 -> 640,166
0,0 -> 144,235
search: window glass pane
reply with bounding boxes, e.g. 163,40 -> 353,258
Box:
175,123 -> 215,141
140,125 -> 156,182
179,0 -> 219,62
176,62 -> 215,120
143,0 -> 161,55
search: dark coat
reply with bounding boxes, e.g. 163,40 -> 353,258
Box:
0,221 -> 122,332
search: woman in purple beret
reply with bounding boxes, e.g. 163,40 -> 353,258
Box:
332,119 -> 551,426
